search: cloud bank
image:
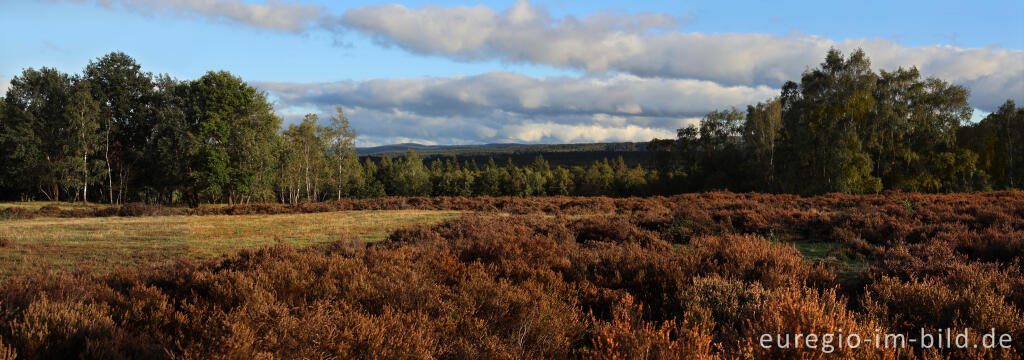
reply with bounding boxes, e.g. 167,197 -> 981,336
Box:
60,0 -> 1024,143
75,0 -> 325,32
337,1 -> 1022,109
257,72 -> 772,144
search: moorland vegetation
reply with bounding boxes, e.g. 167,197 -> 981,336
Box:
0,191 -> 1021,358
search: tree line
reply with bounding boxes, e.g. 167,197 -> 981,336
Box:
0,52 -> 668,204
1,50 -> 1021,205
650,49 -> 1023,194
0,52 -> 352,205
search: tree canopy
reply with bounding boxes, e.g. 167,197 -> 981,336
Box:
0,50 -> 1020,204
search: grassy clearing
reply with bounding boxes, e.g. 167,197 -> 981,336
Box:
791,241 -> 834,260
0,210 -> 464,278
789,241 -> 873,280
0,201 -> 113,211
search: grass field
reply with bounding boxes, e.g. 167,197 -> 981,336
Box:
0,201 -> 111,211
0,209 -> 464,278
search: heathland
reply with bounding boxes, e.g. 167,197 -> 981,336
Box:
0,192 -> 1021,359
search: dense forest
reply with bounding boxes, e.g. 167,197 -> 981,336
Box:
0,50 -> 1021,205
359,142 -> 651,169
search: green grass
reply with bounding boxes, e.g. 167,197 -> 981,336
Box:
0,201 -> 112,211
0,210 -> 464,278
789,240 -> 873,280
791,241 -> 835,260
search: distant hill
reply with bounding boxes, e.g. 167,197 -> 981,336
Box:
357,142 -> 652,167
356,143 -> 519,155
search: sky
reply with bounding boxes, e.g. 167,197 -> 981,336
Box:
1,0 -> 1022,146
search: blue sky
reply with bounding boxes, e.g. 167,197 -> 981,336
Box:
2,0 -> 1022,145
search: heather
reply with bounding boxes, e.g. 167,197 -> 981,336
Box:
0,191 -> 1020,359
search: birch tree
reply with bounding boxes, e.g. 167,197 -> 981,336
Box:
326,106 -> 357,200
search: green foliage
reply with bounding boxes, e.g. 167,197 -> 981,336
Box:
181,70 -> 279,204
83,52 -> 154,204
326,106 -> 359,199
960,100 -> 1023,190
655,48 -> 994,195
393,150 -> 432,196
743,98 -> 782,190
63,80 -> 102,202
0,67 -> 77,201
0,49 -> 1018,203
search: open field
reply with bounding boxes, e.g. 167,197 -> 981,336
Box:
0,210 -> 464,278
0,201 -> 112,211
0,192 -> 1022,359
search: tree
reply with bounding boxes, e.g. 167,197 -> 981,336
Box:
325,106 -> 358,200
283,114 -> 328,202
376,156 -> 398,195
83,52 -> 154,204
474,158 -> 503,196
870,68 -> 973,191
0,95 -> 6,197
577,160 -> 614,195
432,158 -> 474,196
992,101 -> 1022,189
547,167 -> 573,196
180,71 -> 279,204
394,151 -> 431,196
669,125 -> 700,190
777,48 -> 881,194
961,100 -> 1023,189
0,68 -> 75,201
227,89 -> 280,203
64,80 -> 102,202
696,108 -> 745,190
743,98 -> 782,189
140,75 -> 192,203
360,158 -> 386,197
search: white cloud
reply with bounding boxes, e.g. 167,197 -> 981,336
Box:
257,72 -> 776,119
500,122 -> 674,143
336,1 -> 1022,109
338,107 -> 682,144
0,80 -> 10,96
57,0 -> 1024,112
69,0 -> 325,32
256,72 -> 759,144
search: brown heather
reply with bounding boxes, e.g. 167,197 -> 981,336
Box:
0,191 -> 1021,359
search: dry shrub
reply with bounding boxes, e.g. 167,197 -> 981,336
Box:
35,205 -> 60,217
0,338 -> 15,360
0,208 -> 32,220
662,205 -> 725,244
117,202 -> 182,217
571,216 -> 661,246
690,234 -> 834,288
0,191 -> 1022,359
585,292 -> 718,360
5,297 -> 138,359
862,275 -> 1023,359
678,276 -> 768,342
742,287 -> 895,359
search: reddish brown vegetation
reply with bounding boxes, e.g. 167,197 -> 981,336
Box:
0,191 -> 1021,359
1,196 -> 662,219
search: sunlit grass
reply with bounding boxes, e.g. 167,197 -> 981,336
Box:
0,210 -> 464,278
0,201 -> 111,211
